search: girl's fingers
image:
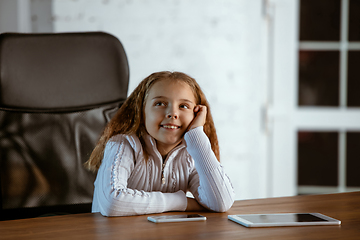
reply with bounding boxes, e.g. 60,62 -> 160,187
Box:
194,105 -> 199,112
189,105 -> 207,130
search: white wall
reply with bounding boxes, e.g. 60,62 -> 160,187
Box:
0,0 -> 20,32
4,0 -> 271,200
0,0 -> 31,33
30,0 -> 53,32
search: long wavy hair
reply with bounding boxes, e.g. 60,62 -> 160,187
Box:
85,71 -> 219,172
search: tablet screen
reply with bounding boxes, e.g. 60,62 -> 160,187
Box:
228,213 -> 341,227
241,213 -> 328,224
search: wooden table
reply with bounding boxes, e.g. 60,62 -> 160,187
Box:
1,191 -> 359,240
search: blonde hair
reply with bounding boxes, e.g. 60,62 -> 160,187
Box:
85,71 -> 219,172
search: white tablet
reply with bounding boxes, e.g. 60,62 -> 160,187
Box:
147,214 -> 206,223
228,213 -> 341,227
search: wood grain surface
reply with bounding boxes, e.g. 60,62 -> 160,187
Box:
1,191 -> 359,240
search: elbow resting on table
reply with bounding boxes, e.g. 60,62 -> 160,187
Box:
217,200 -> 234,213
99,206 -> 116,217
97,201 -> 133,217
100,207 -> 134,217
207,196 -> 235,213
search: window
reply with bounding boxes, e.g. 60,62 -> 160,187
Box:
297,0 -> 360,194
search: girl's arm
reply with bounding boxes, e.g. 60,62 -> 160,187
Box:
185,126 -> 235,212
92,136 -> 187,217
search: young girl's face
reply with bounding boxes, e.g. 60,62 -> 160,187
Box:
144,79 -> 197,157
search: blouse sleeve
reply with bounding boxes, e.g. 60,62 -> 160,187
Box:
91,135 -> 187,217
184,127 -> 235,212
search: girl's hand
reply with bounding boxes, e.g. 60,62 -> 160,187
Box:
188,105 -> 207,130
185,197 -> 206,211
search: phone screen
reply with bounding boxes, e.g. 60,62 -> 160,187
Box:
154,214 -> 204,219
148,214 -> 206,223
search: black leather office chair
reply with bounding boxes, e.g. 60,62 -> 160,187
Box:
0,32 -> 129,220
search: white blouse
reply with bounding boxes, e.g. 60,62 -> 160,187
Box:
91,126 -> 235,216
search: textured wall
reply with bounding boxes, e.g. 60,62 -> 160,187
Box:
0,0 -> 20,32
46,0 -> 268,200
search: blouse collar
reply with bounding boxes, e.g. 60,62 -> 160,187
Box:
143,133 -> 186,160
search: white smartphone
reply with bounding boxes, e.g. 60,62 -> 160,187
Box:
228,213 -> 341,228
147,214 -> 206,223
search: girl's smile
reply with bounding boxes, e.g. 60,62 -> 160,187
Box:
144,79 -> 197,157
161,124 -> 180,129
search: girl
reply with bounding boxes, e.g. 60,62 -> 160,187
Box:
85,71 -> 234,216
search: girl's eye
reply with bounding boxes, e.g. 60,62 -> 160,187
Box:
180,104 -> 190,109
154,102 -> 166,107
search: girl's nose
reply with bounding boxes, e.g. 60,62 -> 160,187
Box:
167,113 -> 178,119
166,105 -> 178,119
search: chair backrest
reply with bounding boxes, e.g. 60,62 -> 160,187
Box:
0,32 -> 129,220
